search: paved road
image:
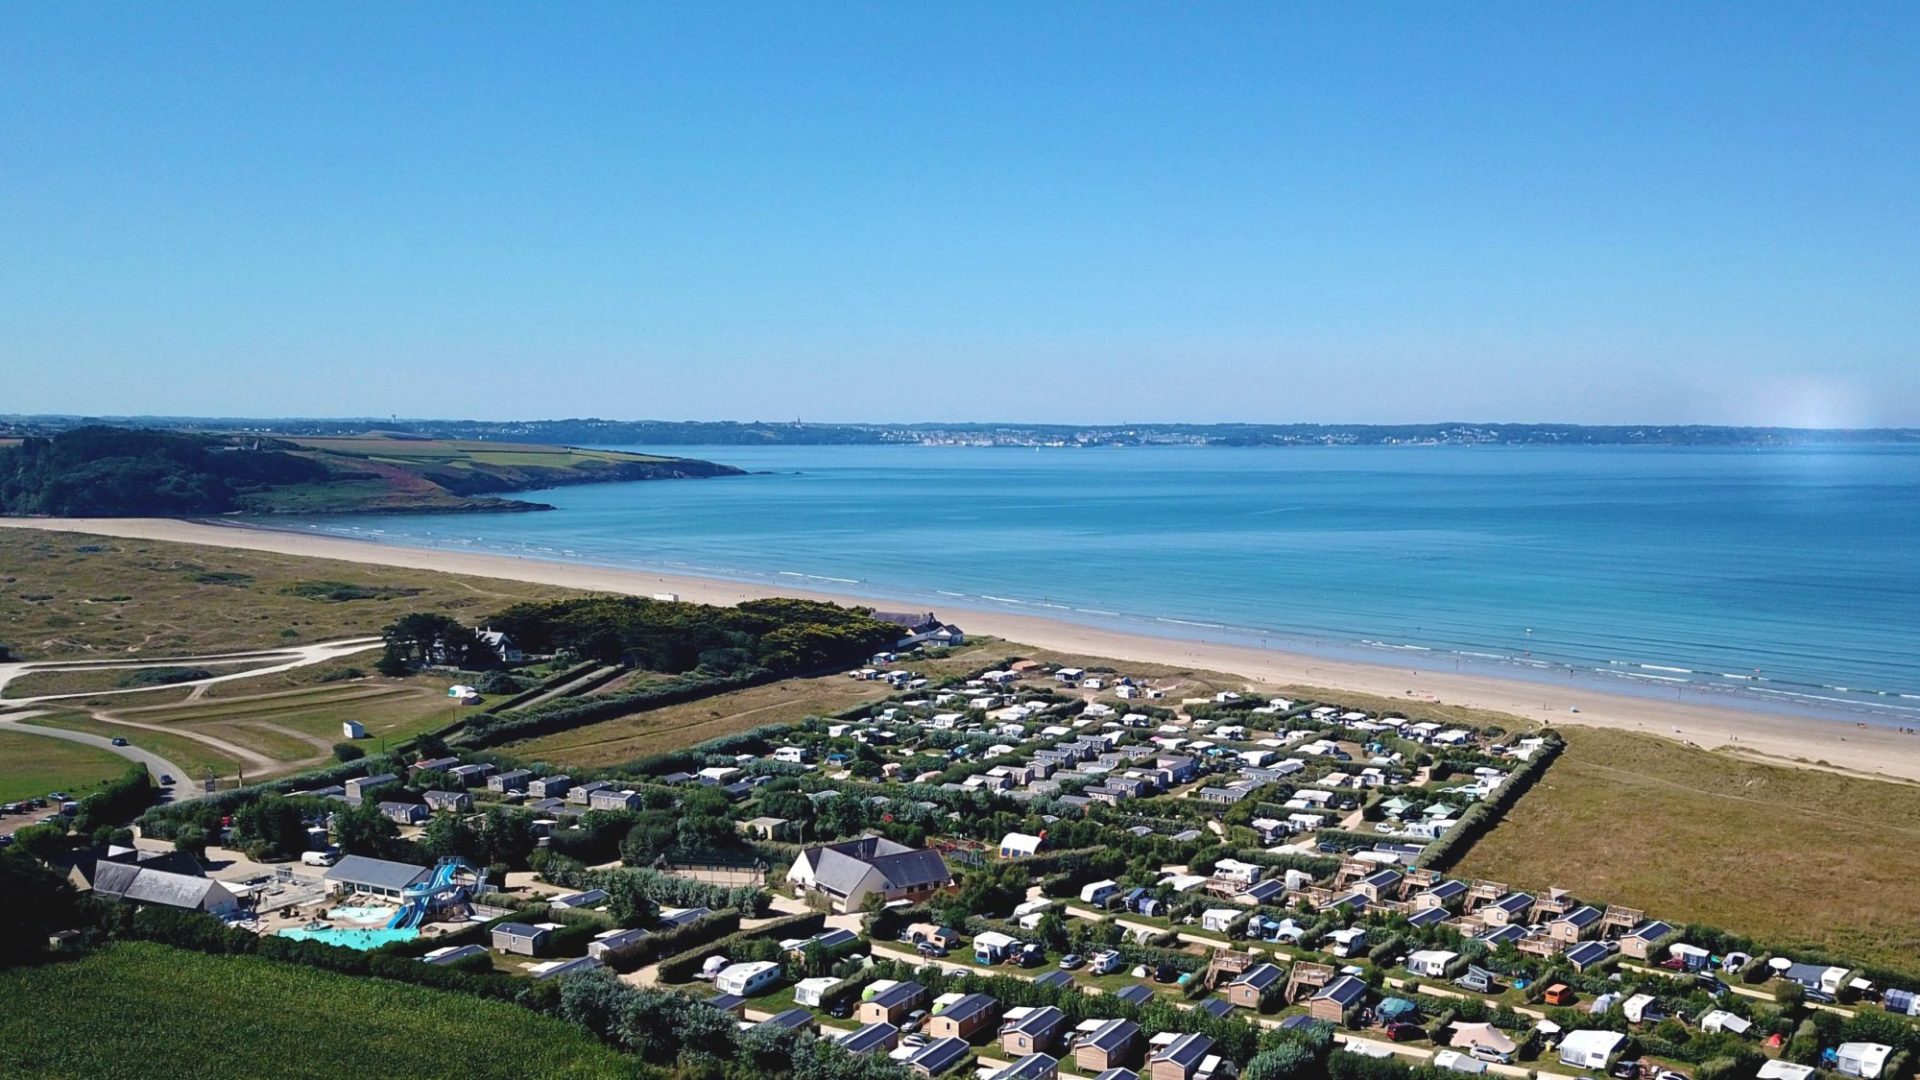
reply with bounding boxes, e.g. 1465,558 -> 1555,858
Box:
0,711 -> 199,834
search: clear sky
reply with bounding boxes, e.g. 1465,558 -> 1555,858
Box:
4,4 -> 1917,426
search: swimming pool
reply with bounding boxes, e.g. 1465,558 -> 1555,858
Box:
325,905 -> 400,925
277,925 -> 419,950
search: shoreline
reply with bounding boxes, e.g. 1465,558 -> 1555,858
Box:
6,515 -> 1919,784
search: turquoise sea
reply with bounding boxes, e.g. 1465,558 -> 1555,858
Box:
278,444 -> 1920,726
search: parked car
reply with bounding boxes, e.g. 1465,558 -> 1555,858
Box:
1804,988 -> 1837,1004
1469,1046 -> 1512,1065
905,1010 -> 928,1031
916,941 -> 948,958
48,792 -> 68,801
1384,1023 -> 1424,1042
159,775 -> 175,786
1611,1061 -> 1644,1079
828,999 -> 854,1019
1153,962 -> 1180,983
901,1033 -> 928,1050
1655,1070 -> 1688,1080
1694,974 -> 1729,997
1454,972 -> 1493,994
1059,954 -> 1085,970
111,737 -> 129,746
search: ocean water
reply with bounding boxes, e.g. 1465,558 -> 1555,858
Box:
278,444 -> 1920,725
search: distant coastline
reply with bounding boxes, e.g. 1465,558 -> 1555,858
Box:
5,414 -> 1918,449
5,515 -> 1917,785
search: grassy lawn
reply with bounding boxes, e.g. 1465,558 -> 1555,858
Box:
0,530 -> 582,660
0,942 -> 634,1080
22,711 -> 247,783
118,678 -> 472,747
506,646 -> 1002,767
1452,726 -> 1920,974
0,729 -> 136,803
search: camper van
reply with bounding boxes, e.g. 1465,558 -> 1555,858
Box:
301,850 -> 338,867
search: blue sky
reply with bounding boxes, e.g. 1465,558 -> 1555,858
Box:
3,4 -> 1916,425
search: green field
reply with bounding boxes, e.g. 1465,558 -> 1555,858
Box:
0,730 -> 135,803
20,711 -> 246,783
0,530 -> 581,659
2,658 -> 285,700
1453,726 -> 1920,974
0,942 -> 635,1080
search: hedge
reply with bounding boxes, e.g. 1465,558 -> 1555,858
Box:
655,911 -> 827,984
452,668 -> 774,750
1416,732 -> 1564,871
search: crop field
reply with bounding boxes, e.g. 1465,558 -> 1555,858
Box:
0,942 -> 633,1080
508,644 -> 1003,766
0,730 -> 133,803
1453,725 -> 1920,974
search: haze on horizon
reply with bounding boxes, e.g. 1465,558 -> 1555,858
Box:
4,5 -> 1917,428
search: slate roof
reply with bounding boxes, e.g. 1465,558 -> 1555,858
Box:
1566,942 -> 1612,967
1113,985 -> 1153,1005
868,980 -> 926,1009
1559,905 -> 1602,928
936,993 -> 996,1023
93,862 -> 227,909
838,1022 -> 899,1055
1008,1006 -> 1065,1036
806,836 -> 952,895
325,854 -> 431,891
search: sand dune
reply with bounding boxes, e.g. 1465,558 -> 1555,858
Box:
6,516 -> 1917,783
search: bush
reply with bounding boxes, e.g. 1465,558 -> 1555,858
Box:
655,912 -> 825,984
333,743 -> 366,763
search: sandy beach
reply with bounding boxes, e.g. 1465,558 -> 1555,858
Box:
6,516 -> 1918,784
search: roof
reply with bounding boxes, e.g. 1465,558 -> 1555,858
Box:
935,993 -> 996,1022
324,854 -> 431,891
492,922 -> 547,939
1627,919 -> 1674,940
92,862 -> 226,909
1009,1005 -> 1065,1035
1233,963 -> 1285,990
1113,985 -> 1153,1005
759,1008 -> 817,1031
1559,905 -> 1602,927
867,980 -> 926,1009
1094,1071 -> 1139,1080
990,1055 -> 1059,1080
1152,1033 -> 1214,1067
1560,1030 -> 1627,1058
837,1022 -> 899,1054
1565,942 -> 1611,967
1196,999 -> 1233,1018
1408,907 -> 1449,927
804,836 -> 952,895
909,1037 -> 972,1075
1314,975 -> 1369,1007
1082,1018 -> 1139,1053
1032,971 -> 1073,990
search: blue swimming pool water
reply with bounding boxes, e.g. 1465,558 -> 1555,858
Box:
277,925 -> 419,950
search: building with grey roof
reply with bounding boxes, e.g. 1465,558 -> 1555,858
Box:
323,854 -> 431,898
91,862 -> 240,915
787,835 -> 953,913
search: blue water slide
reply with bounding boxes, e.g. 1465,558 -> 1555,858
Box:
385,858 -> 473,929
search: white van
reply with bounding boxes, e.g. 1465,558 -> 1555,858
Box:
300,850 -> 338,867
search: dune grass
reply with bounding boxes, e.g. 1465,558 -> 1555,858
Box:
1452,725 -> 1920,974
0,530 -> 581,660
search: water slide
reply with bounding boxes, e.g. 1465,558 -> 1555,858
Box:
386,859 -> 483,930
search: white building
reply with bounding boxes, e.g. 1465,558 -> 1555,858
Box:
715,960 -> 783,997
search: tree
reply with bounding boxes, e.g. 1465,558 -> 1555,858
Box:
607,875 -> 660,929
333,742 -> 366,763
421,814 -> 479,862
332,801 -> 400,857
231,794 -> 315,860
174,823 -> 210,859
0,846 -> 80,965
